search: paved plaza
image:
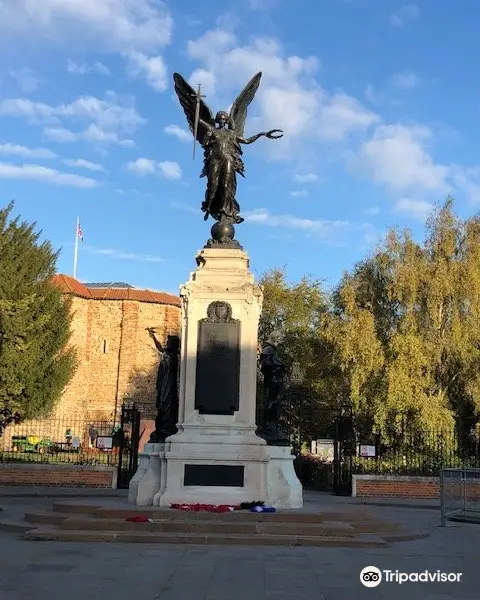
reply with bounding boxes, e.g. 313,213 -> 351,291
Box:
0,494 -> 477,600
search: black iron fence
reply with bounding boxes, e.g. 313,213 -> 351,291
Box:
354,425 -> 480,476
279,385 -> 480,491
294,424 -> 480,493
0,416 -> 121,466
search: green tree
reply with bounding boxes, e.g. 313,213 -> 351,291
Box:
0,202 -> 76,435
257,268 -> 336,445
323,197 -> 480,447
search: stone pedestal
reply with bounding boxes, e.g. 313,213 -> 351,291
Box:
128,443 -> 166,506
129,244 -> 303,508
158,246 -> 270,506
265,446 -> 303,508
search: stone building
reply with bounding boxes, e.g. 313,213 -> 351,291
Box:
1,275 -> 181,452
51,274 -> 181,423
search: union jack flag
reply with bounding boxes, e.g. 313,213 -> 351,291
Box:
77,221 -> 84,241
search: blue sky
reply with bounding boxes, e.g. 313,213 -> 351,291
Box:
0,0 -> 479,294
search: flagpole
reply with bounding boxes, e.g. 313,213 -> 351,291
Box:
73,216 -> 79,279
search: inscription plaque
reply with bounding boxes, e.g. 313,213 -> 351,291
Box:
195,302 -> 240,415
184,464 -> 245,487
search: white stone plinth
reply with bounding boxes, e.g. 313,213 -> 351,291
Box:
128,443 -> 166,506
129,245 -> 304,509
265,445 -> 303,509
157,246 -> 270,506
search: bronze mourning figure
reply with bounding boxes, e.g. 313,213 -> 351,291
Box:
173,72 -> 283,243
147,329 -> 180,443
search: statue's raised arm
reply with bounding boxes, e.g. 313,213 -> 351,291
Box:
229,73 -> 283,145
172,71 -> 283,243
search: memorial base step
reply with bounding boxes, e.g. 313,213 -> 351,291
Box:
0,501 -> 429,548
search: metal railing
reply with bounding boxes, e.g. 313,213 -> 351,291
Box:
440,468 -> 480,526
0,416 -> 120,466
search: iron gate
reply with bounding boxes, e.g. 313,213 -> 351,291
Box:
289,402 -> 356,496
333,409 -> 355,495
117,404 -> 141,489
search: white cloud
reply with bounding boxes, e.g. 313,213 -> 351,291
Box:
188,69 -> 217,96
317,94 -> 379,141
364,206 -> 380,216
450,165 -> 480,205
353,124 -> 449,191
290,189 -> 308,198
125,52 -> 167,91
244,208 -> 350,244
394,198 -> 433,220
85,246 -> 164,262
0,162 -> 98,188
63,158 -> 105,172
67,60 -> 110,76
185,29 -> 377,157
390,4 -> 420,27
158,161 -> 182,179
0,1 -> 173,55
126,158 -> 181,179
10,69 -> 39,93
0,2 -> 172,95
0,94 -> 144,131
45,125 -> 135,147
126,158 -> 156,175
294,172 -> 318,183
390,70 -> 419,90
0,93 -> 144,146
164,124 -> 191,142
116,188 -> 152,197
0,143 -> 57,159
364,84 -> 378,104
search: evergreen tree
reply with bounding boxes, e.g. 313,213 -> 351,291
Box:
0,202 -> 76,435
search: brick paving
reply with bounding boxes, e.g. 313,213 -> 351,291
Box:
0,493 -> 477,600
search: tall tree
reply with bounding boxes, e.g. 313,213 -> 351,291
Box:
0,202 -> 76,435
258,268 -> 336,444
323,197 -> 480,445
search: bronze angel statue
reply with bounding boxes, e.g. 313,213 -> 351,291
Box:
173,72 -> 283,226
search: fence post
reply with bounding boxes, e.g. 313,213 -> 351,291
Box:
440,468 -> 446,527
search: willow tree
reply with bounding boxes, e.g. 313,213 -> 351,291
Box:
0,202 -> 76,435
323,197 -> 480,446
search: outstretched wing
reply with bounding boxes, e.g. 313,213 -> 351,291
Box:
229,72 -> 262,137
173,73 -> 214,146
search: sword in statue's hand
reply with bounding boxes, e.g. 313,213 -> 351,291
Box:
191,84 -> 205,160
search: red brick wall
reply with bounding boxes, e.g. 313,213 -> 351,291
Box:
354,475 -> 480,499
0,464 -> 116,488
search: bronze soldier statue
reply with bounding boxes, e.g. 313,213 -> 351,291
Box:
258,331 -> 290,446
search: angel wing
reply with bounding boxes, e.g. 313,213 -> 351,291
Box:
173,73 -> 214,146
229,72 -> 262,137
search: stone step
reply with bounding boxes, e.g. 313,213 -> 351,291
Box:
23,526 -> 388,547
351,521 -> 404,534
24,511 -> 69,526
0,517 -> 35,533
382,530 -> 429,542
52,501 -> 99,515
56,516 -> 356,537
52,501 -> 371,523
18,511 -> 411,537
